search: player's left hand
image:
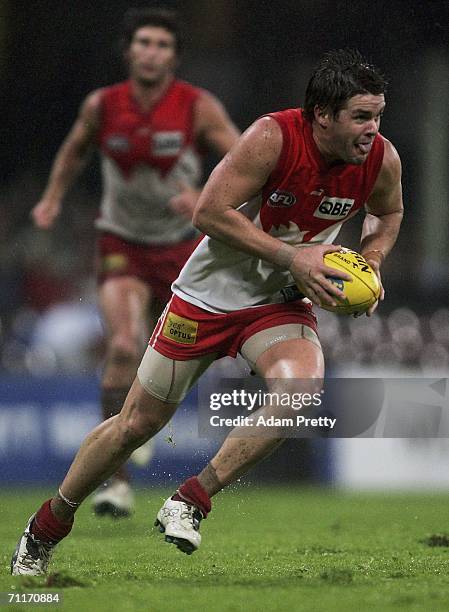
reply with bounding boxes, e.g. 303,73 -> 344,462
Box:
357,251 -> 385,317
168,182 -> 201,219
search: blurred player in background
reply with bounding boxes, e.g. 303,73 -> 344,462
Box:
13,49 -> 403,574
30,8 -> 240,518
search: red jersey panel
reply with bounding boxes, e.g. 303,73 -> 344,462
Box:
260,109 -> 384,243
95,79 -> 203,244
97,79 -> 201,178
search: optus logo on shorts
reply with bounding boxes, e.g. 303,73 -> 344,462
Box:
162,312 -> 198,345
102,254 -> 128,272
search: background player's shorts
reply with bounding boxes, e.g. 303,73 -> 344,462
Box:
96,232 -> 199,303
149,294 -> 318,361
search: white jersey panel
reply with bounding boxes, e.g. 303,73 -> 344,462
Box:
95,146 -> 201,244
172,197 -> 343,313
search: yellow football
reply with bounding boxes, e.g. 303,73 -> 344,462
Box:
322,249 -> 381,315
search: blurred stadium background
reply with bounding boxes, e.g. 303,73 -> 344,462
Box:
0,1 -> 448,493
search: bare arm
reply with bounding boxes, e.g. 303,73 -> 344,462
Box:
192,117 -> 349,307
360,138 -> 404,313
31,90 -> 102,229
168,91 -> 240,218
194,90 -> 240,156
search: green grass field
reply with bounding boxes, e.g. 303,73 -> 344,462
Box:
2,486 -> 449,611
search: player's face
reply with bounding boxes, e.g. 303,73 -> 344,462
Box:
127,26 -> 177,86
321,94 -> 385,165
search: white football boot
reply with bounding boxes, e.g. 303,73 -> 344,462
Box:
92,480 -> 134,518
155,498 -> 203,555
11,514 -> 56,576
130,438 -> 155,467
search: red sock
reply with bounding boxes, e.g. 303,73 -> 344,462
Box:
31,500 -> 73,543
172,476 -> 212,518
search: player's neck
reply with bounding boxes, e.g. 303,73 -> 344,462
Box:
130,74 -> 174,111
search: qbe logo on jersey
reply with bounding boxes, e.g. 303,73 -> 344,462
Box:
313,196 -> 355,220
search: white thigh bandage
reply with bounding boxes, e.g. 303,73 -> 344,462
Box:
240,324 -> 322,371
137,345 -> 216,404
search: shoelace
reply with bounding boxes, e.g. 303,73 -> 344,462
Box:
162,503 -> 202,530
180,506 -> 202,531
180,506 -> 194,521
19,536 -> 53,569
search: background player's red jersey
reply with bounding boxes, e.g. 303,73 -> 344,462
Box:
95,80 -> 203,244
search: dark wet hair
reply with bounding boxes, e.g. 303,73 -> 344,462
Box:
121,7 -> 182,53
304,49 -> 387,121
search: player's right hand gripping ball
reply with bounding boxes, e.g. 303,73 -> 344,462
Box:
323,248 -> 381,315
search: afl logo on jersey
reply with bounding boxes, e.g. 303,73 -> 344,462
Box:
106,135 -> 130,152
313,196 -> 355,220
267,191 -> 297,208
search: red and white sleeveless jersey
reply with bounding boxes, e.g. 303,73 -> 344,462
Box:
173,108 -> 385,313
95,79 -> 202,244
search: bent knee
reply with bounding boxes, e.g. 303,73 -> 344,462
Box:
116,410 -> 162,447
266,377 -> 324,399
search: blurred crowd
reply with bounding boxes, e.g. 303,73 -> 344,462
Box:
0,181 -> 102,376
317,307 -> 449,376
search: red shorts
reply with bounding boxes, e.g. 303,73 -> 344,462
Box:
149,294 -> 318,360
96,232 -> 199,303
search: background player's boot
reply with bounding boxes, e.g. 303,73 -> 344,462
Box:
11,515 -> 56,576
92,480 -> 134,518
130,438 -> 155,467
155,498 -> 202,555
